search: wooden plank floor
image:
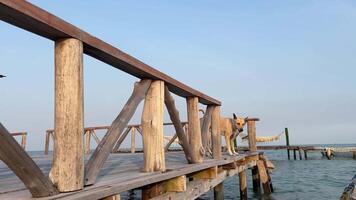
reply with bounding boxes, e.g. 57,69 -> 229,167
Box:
0,152 -> 253,200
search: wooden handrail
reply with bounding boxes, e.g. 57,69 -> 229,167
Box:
0,0 -> 220,106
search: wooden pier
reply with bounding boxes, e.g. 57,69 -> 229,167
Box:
0,1 -> 273,199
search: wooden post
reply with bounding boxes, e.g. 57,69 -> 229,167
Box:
251,166 -> 260,193
293,149 -> 297,160
256,160 -> 272,194
239,170 -> 247,200
285,128 -> 290,160
186,97 -> 204,163
131,127 -> 136,153
304,150 -> 308,160
21,133 -> 27,150
49,38 -> 84,192
247,118 -> 259,152
211,106 -> 223,199
142,80 -> 165,172
211,106 -> 221,159
0,123 -> 59,197
298,148 -> 302,160
44,131 -> 51,155
85,130 -> 91,154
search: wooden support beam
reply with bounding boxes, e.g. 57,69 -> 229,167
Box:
85,79 -> 152,185
211,106 -> 221,159
201,105 -> 214,153
50,38 -> 84,192
164,175 -> 187,192
304,150 -> 308,160
191,166 -> 218,180
0,123 -> 59,197
187,97 -> 204,163
214,183 -> 224,200
298,149 -> 303,160
164,86 -> 192,163
85,130 -> 91,154
130,127 -> 136,153
285,128 -> 290,160
142,183 -> 165,200
239,170 -> 247,200
256,160 -> 271,194
251,166 -> 260,193
112,127 -> 132,153
101,194 -> 121,200
142,80 -> 165,172
293,149 -> 297,160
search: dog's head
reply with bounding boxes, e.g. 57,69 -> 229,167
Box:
233,113 -> 247,132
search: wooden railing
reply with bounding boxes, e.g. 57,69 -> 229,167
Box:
0,0 -> 257,198
10,132 -> 27,150
44,122 -> 189,155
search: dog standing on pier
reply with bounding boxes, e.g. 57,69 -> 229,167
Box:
220,113 -> 247,155
200,110 -> 247,156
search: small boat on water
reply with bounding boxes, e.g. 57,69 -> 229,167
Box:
321,147 -> 356,159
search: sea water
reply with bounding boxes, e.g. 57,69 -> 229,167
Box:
199,145 -> 356,200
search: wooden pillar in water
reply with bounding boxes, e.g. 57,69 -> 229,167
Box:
49,38 -> 84,192
186,97 -> 204,163
298,148 -> 303,160
142,80 -> 165,172
247,118 -> 260,193
304,150 -> 308,160
285,128 -> 290,160
211,106 -> 223,199
293,149 -> 297,160
239,170 -> 247,200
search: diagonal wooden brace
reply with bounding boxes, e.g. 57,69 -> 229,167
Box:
85,79 -> 152,185
0,123 -> 59,197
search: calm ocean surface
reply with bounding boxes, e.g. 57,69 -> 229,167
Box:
199,144 -> 356,200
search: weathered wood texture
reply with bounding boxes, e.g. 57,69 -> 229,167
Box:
256,160 -> 271,194
239,170 -> 247,200
50,38 -> 84,192
251,166 -> 260,193
211,106 -> 221,159
214,183 -> 224,200
130,128 -> 136,153
142,80 -> 165,172
101,194 -> 120,200
201,105 -> 213,153
85,130 -> 91,154
0,0 -> 220,106
85,79 -> 152,185
247,120 -> 258,152
0,123 -> 59,197
187,97 -> 204,163
164,86 -> 192,163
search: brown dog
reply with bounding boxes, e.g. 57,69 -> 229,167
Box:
200,110 -> 247,156
220,113 -> 247,155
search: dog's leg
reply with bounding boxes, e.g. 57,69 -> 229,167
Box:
231,131 -> 240,155
225,134 -> 233,155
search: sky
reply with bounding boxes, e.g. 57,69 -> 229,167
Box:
1,0 -> 356,151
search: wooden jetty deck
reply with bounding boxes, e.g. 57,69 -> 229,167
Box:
0,152 -> 263,200
0,1 -> 274,199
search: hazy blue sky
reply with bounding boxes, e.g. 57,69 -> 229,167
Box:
1,1 -> 355,151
